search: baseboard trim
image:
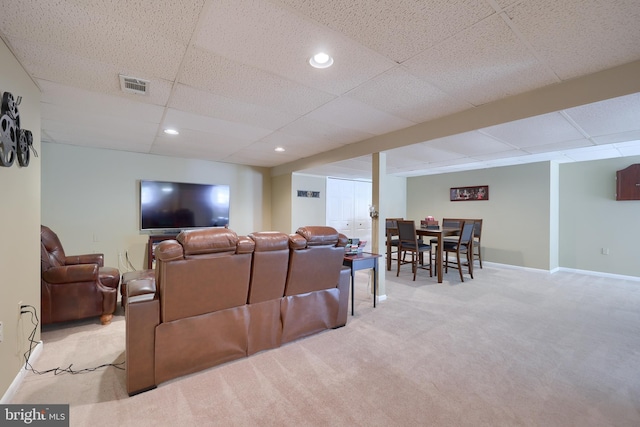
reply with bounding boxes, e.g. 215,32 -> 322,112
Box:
0,340 -> 43,404
557,267 -> 640,282
483,261 -> 640,282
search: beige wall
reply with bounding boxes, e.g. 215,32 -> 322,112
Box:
559,155 -> 640,277
0,40 -> 41,399
291,173 -> 326,232
41,143 -> 271,271
407,162 -> 553,270
270,173 -> 292,233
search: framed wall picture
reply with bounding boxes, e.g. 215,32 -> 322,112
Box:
450,185 -> 489,201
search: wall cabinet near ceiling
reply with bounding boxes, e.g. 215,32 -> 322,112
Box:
616,164 -> 640,200
326,178 -> 372,250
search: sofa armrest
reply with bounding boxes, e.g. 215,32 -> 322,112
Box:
125,277 -> 160,396
42,264 -> 98,284
127,278 -> 157,303
65,253 -> 104,267
336,266 -> 350,328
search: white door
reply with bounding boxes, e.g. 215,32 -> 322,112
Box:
326,178 -> 372,250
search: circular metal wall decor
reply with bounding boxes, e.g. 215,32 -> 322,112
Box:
0,91 -> 35,168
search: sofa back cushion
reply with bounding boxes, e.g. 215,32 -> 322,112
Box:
284,226 -> 347,296
155,227 -> 255,322
247,231 -> 289,304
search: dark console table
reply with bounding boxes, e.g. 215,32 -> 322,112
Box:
343,252 -> 382,316
147,234 -> 178,269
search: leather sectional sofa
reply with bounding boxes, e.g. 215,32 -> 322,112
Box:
125,226 -> 350,396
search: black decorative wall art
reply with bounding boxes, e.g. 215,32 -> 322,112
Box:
297,190 -> 320,198
0,91 -> 36,167
450,185 -> 489,201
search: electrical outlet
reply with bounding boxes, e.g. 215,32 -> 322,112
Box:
0,321 -> 3,343
601,248 -> 610,255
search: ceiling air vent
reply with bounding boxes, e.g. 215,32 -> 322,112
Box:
119,74 -> 149,95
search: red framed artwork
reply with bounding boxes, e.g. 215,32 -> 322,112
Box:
450,185 -> 489,201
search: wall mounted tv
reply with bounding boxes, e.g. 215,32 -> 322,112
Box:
140,180 -> 230,231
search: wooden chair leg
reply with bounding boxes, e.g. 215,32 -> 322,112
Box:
457,249 -> 464,282
411,251 -> 417,281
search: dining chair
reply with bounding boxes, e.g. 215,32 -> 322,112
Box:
472,219 -> 483,268
443,221 -> 475,282
396,220 -> 432,280
430,218 -> 462,262
385,218 -> 401,271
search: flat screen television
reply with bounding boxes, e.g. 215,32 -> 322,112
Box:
140,180 -> 230,231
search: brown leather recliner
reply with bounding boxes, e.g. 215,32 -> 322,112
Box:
40,225 -> 120,325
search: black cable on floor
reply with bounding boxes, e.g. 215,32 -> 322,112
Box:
20,304 -> 125,375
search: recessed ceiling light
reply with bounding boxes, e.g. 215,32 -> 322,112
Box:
164,128 -> 179,135
275,147 -> 285,152
309,52 -> 333,69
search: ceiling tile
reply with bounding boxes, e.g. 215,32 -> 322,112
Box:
278,116 -> 373,145
0,0 -> 188,81
404,13 -> 559,106
347,67 -> 473,123
614,140 -> 640,156
38,80 -> 165,123
520,138 -> 594,154
593,131 -> 640,145
481,112 -> 586,148
257,131 -> 345,157
564,93 -> 640,137
162,109 -> 272,142
179,47 -> 336,116
385,143 -> 464,164
195,0 -> 395,96
9,39 -> 172,106
424,131 -> 516,156
274,0 -> 495,63
306,97 -> 414,135
506,0 -> 640,79
169,84 -> 296,131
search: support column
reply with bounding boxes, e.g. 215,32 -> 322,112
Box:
372,152 -> 386,302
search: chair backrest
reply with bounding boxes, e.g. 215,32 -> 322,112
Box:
385,218 -> 401,235
442,218 -> 463,230
459,222 -> 475,246
396,220 -> 418,246
41,225 -> 67,270
473,219 -> 483,240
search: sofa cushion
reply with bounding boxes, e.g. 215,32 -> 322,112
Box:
178,228 -> 239,256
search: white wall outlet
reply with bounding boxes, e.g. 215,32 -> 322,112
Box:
601,248 -> 610,255
0,321 -> 3,343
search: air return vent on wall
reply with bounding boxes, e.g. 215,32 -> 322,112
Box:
119,74 -> 149,95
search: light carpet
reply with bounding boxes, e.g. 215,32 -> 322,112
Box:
10,264 -> 640,426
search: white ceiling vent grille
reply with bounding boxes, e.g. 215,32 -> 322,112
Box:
119,75 -> 149,95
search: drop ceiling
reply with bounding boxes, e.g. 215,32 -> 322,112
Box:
1,0 -> 639,180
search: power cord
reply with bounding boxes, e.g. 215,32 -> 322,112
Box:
20,304 -> 125,375
125,250 -> 136,271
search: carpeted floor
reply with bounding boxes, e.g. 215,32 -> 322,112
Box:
10,263 -> 640,426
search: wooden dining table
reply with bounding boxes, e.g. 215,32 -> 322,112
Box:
416,227 -> 460,283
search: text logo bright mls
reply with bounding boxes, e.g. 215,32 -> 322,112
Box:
1,405 -> 69,426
